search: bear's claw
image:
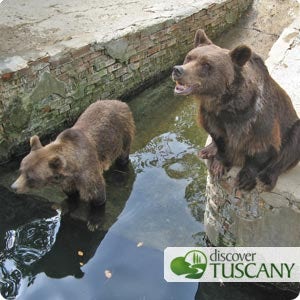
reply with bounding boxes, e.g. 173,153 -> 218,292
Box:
258,169 -> 278,191
236,168 -> 257,191
209,158 -> 225,179
198,143 -> 217,159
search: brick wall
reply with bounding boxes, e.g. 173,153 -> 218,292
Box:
0,0 -> 252,162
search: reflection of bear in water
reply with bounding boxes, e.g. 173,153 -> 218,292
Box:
0,186 -> 59,299
172,29 -> 300,191
11,100 -> 135,206
35,213 -> 106,279
35,161 -> 136,279
0,159 -> 136,298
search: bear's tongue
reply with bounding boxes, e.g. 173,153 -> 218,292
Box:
174,82 -> 193,95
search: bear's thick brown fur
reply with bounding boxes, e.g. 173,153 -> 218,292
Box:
172,29 -> 300,191
11,100 -> 135,205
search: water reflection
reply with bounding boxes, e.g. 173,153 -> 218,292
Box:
0,186 -> 59,299
120,130 -> 207,251
0,161 -> 136,299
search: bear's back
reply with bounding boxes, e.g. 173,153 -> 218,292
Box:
73,100 -> 135,163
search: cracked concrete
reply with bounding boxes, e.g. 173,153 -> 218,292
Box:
0,0 -> 224,62
1,0 -> 299,70
266,17 -> 300,116
216,0 -> 300,60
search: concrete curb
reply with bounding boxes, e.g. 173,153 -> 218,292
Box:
266,17 -> 300,116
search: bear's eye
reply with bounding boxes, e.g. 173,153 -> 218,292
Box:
26,175 -> 35,188
199,62 -> 212,75
202,62 -> 211,70
184,55 -> 192,63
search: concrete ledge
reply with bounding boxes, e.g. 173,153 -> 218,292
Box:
204,17 -> 300,247
266,17 -> 300,115
0,0 -> 252,162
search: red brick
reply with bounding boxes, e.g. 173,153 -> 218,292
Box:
1,72 -> 14,81
167,23 -> 180,33
130,54 -> 142,63
41,105 -> 52,113
71,45 -> 91,58
58,73 -> 69,82
13,68 -> 31,79
28,55 -> 50,66
147,45 -> 160,57
108,63 -> 122,73
50,55 -> 72,68
83,51 -> 103,63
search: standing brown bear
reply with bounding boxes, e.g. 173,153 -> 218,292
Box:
172,29 -> 300,191
11,100 -> 135,206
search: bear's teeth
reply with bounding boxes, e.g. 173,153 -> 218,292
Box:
176,81 -> 188,88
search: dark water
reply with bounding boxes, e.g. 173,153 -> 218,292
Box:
0,78 -> 297,300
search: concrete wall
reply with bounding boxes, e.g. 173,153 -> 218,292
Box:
0,0 -> 252,162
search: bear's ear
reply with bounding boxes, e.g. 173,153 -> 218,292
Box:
30,135 -> 42,151
194,29 -> 213,48
230,45 -> 252,67
48,156 -> 65,170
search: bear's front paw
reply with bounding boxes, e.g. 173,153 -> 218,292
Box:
198,143 -> 217,159
236,168 -> 257,191
87,205 -> 106,231
258,169 -> 278,192
209,158 -> 225,179
116,156 -> 130,168
64,190 -> 80,201
90,195 -> 106,207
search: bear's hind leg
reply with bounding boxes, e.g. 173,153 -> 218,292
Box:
208,157 -> 225,179
258,119 -> 300,191
237,147 -> 277,191
116,154 -> 130,168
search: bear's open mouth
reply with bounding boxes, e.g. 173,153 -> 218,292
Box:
174,81 -> 194,95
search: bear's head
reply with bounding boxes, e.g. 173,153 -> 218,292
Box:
172,29 -> 252,97
11,135 -> 66,193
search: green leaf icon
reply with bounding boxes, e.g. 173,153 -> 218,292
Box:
170,250 -> 207,279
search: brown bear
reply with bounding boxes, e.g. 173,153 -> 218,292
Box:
11,100 -> 135,206
172,29 -> 300,191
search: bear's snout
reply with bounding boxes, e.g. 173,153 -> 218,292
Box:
11,180 -> 19,192
11,176 -> 26,193
172,65 -> 184,80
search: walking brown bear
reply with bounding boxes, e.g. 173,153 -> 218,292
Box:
11,100 -> 135,206
172,29 -> 300,191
